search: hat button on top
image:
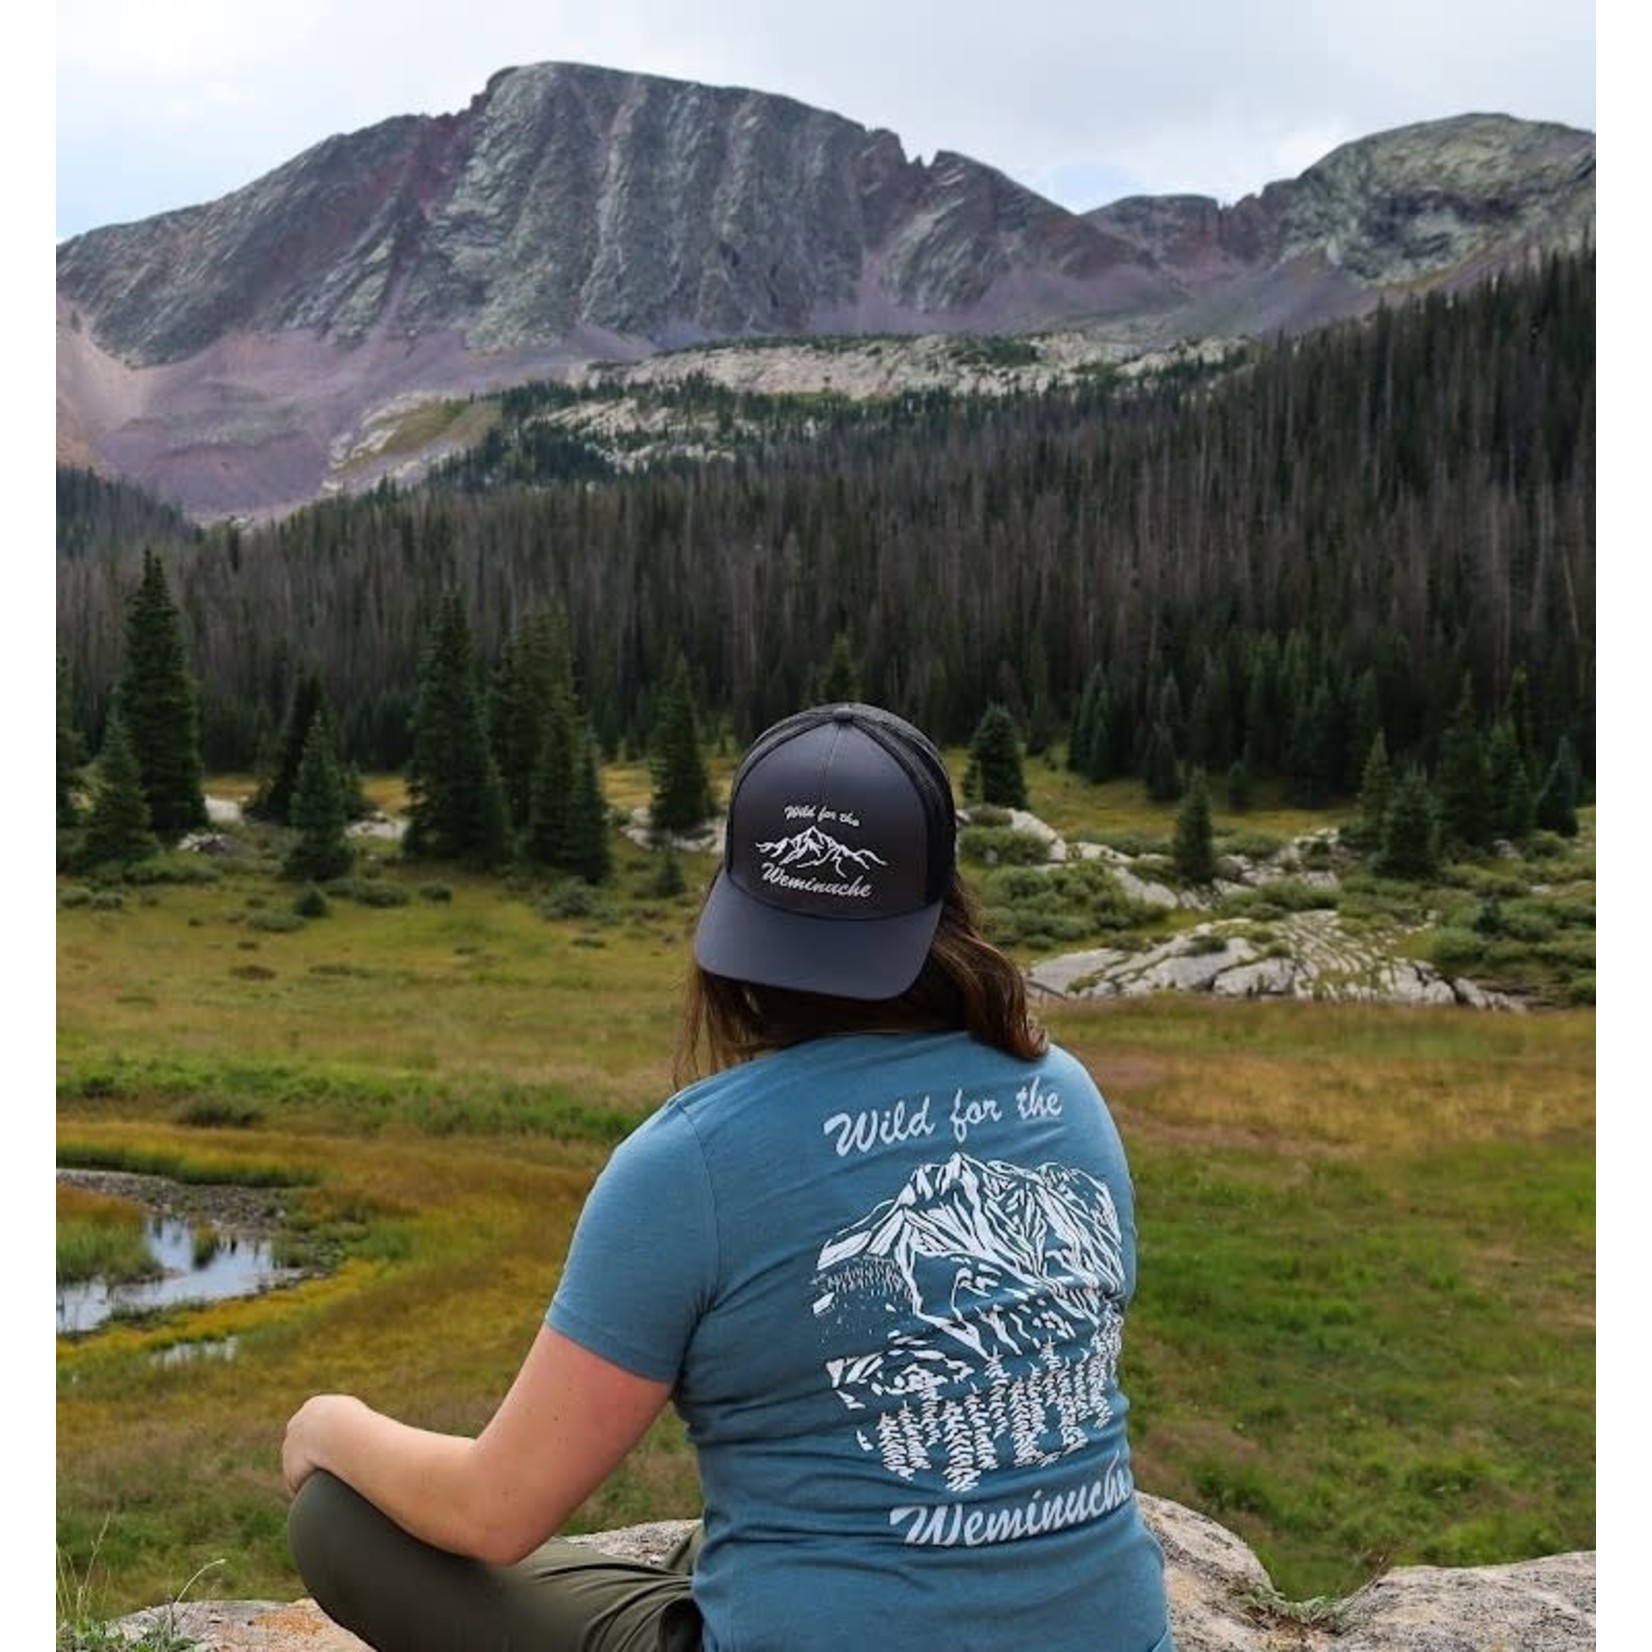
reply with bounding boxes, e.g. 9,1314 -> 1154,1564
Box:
832,707 -> 856,723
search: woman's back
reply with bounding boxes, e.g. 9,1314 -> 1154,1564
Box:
549,1029 -> 1171,1651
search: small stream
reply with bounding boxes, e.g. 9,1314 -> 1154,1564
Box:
57,1176 -> 306,1336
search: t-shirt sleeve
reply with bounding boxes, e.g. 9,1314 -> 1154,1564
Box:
546,1104 -> 718,1384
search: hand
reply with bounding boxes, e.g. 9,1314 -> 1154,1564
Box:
282,1393 -> 363,1498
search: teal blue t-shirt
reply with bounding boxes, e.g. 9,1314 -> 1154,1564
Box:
548,1031 -> 1173,1652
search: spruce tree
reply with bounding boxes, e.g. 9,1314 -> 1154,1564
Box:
1153,673 -> 1186,759
526,694 -> 578,869
818,631 -> 862,704
75,711 -> 159,869
1534,734 -> 1581,837
1082,695 -> 1113,783
1357,732 -> 1394,844
488,633 -> 534,831
1225,747 -> 1253,812
57,656 -> 87,828
246,667 -> 346,826
283,720 -> 354,882
115,548 -> 208,837
1278,631 -> 1315,786
649,657 -> 715,837
1068,667 -> 1100,776
1142,722 -> 1181,803
1286,679 -> 1337,808
1024,663 -> 1058,759
1068,666 -> 1114,783
1501,756 -> 1537,844
565,723 -> 614,885
1186,684 -> 1211,770
1196,651 -> 1234,773
405,590 -> 511,866
1324,661 -> 1357,794
491,605 -> 575,833
648,845 -> 687,898
1348,669 -> 1384,796
1504,665 -> 1537,778
474,763 -> 512,867
1486,719 -> 1535,841
1378,768 -> 1440,879
1172,768 -> 1217,883
1437,682 -> 1491,850
1242,641 -> 1281,775
967,702 -> 1028,809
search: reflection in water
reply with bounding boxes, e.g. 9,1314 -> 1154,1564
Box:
152,1336 -> 241,1368
57,1215 -> 303,1336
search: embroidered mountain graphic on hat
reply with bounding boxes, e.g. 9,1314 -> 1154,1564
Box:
757,825 -> 890,878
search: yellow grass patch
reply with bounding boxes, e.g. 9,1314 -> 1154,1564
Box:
57,1182 -> 148,1232
1046,997 -> 1594,1155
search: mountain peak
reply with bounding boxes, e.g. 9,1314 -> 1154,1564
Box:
55,68 -> 1593,519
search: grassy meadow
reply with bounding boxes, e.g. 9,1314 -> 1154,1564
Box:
56,763 -> 1595,1616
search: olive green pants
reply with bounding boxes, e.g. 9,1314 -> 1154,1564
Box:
288,1472 -> 702,1652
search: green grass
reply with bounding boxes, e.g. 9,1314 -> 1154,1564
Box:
1043,994 -> 1592,1595
56,772 -> 1595,1616
1134,1131 -> 1590,1587
57,1185 -> 158,1286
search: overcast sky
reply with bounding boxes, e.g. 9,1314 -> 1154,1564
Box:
55,0 -> 1598,242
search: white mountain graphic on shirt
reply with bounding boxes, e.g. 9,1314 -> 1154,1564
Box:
813,1152 -> 1126,1401
757,825 -> 888,877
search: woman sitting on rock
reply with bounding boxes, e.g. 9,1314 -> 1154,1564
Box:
283,702 -> 1175,1652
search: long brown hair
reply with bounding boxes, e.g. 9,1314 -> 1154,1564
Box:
675,872 -> 1047,1084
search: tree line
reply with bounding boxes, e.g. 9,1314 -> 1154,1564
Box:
60,557 -> 1583,889
58,546 -> 729,883
56,249 -> 1594,833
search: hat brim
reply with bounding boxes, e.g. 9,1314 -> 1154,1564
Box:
693,868 -> 943,1001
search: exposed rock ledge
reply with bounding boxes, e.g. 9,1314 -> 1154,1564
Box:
981,811 -> 1524,1010
105,1496 -> 1594,1651
615,805 -> 1526,1011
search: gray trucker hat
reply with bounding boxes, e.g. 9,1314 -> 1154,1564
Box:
692,704 -> 957,999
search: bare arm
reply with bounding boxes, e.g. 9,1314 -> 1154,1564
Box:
281,1324 -> 672,1565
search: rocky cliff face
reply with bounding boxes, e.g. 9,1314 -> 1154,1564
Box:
53,66 -> 1594,520
55,61 -> 1169,367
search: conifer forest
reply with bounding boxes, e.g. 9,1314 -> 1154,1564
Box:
56,249 -> 1594,810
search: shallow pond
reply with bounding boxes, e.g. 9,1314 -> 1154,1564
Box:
56,1174 -> 306,1335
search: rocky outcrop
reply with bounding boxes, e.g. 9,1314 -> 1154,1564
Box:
1089,114 -> 1594,324
55,65 -> 1593,520
102,1498 -> 1595,1651
626,804 -> 1522,1011
962,811 -> 1522,1010
1028,909 -> 1520,1010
